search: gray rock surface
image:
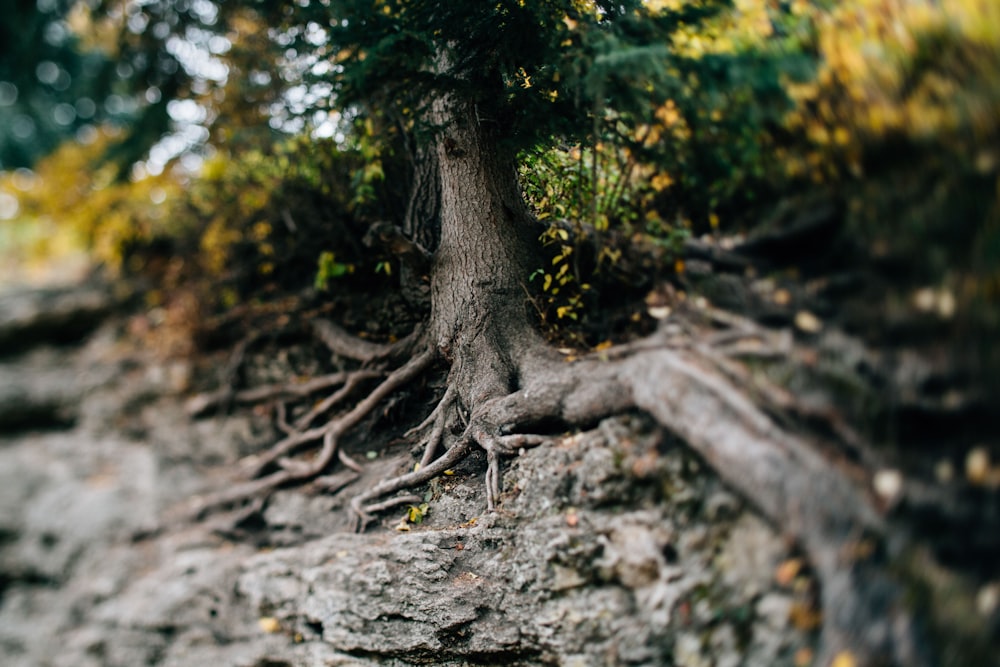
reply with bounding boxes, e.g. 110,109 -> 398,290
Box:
0,285 -> 815,666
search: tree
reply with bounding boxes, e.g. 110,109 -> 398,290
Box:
25,1 -> 996,665
165,3 -> 934,665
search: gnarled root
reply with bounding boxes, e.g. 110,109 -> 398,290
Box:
350,334 -> 925,666
182,311 -> 925,666
180,338 -> 436,521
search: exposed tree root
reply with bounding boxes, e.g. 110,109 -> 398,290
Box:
312,318 -> 423,364
407,382 -> 459,468
179,303 -> 929,665
176,294 -> 932,667
179,340 -> 435,520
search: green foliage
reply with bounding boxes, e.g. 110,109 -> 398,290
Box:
4,0 -> 999,360
528,225 -> 592,327
0,0 -> 117,168
315,251 -> 354,291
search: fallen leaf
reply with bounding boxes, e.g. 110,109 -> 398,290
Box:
775,558 -> 803,587
789,602 -> 822,630
966,447 -> 990,484
647,305 -> 671,320
976,582 -> 999,616
873,469 -> 903,504
258,617 -> 282,634
794,310 -> 823,333
831,651 -> 857,667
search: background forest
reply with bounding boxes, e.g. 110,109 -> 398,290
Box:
1,1 -> 999,666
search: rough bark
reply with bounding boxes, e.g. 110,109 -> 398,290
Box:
426,89 -> 543,407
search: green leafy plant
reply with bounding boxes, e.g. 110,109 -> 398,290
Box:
314,251 -> 355,291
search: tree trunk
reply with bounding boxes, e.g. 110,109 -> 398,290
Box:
427,89 -> 542,407
402,142 -> 441,254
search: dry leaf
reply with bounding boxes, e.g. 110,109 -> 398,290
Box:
873,469 -> 903,504
258,617 -> 281,634
789,602 -> 822,630
831,651 -> 857,667
966,447 -> 990,484
775,558 -> 803,587
794,310 -> 823,333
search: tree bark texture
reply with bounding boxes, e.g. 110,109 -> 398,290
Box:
427,90 -> 542,407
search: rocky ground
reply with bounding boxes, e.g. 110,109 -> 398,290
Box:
0,280 -> 820,666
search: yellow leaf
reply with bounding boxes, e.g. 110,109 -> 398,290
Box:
831,652 -> 857,667
258,617 -> 282,634
651,172 -> 675,191
794,310 -> 823,333
593,340 -> 613,351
